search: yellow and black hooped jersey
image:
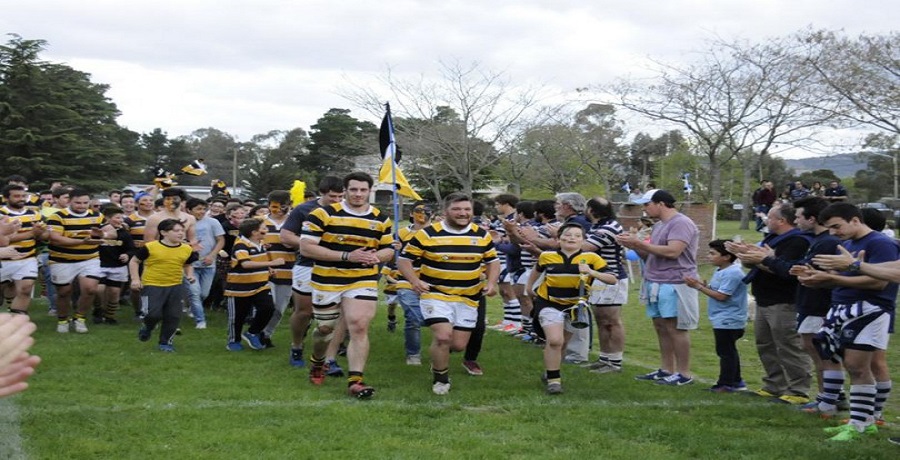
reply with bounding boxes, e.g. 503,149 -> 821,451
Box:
225,236 -> 272,297
534,250 -> 607,307
135,241 -> 197,287
47,208 -> 105,263
391,224 -> 421,291
0,206 -> 42,258
301,202 -> 393,292
125,212 -> 150,246
400,222 -> 498,307
263,217 -> 295,285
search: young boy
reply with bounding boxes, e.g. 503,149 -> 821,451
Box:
685,239 -> 748,392
225,218 -> 281,351
94,206 -> 135,324
525,222 -> 617,394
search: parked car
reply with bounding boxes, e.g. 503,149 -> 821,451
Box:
859,202 -> 893,221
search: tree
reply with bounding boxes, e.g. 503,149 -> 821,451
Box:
240,129 -> 308,199
0,35 -> 127,191
342,60 -> 546,198
303,108 -> 377,182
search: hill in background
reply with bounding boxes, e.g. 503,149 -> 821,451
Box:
782,153 -> 865,178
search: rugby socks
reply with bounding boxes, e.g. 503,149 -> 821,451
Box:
432,367 -> 450,384
874,380 -> 891,420
348,371 -> 364,387
546,369 -> 561,385
818,369 -> 844,412
606,352 -> 624,369
502,299 -> 521,326
848,384 -> 876,431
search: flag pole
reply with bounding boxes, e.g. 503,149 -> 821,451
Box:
385,103 -> 401,240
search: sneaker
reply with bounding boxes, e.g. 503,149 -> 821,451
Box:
826,423 -> 878,441
462,360 -> 483,376
888,437 -> 900,446
261,336 -> 275,349
242,331 -> 264,350
337,343 -> 348,357
707,384 -> 736,393
752,389 -> 778,398
546,382 -> 563,394
432,382 -> 451,395
520,333 -> 535,343
488,321 -> 508,331
824,423 -> 879,435
309,365 -> 326,385
406,354 -> 422,366
72,318 -> 89,334
324,359 -> 344,377
56,320 -> 69,334
800,402 -> 838,419
836,394 -> 851,411
731,381 -> 748,392
138,324 -> 151,342
195,321 -> 207,330
840,417 -> 886,427
226,342 -> 244,352
289,348 -> 306,367
589,362 -> 622,374
778,395 -> 810,405
348,381 -> 375,399
656,373 -> 694,386
584,358 -> 609,369
158,344 -> 175,352
387,317 -> 397,332
635,369 -> 671,381
500,323 -> 519,333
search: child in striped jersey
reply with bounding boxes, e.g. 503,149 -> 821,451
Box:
225,218 -> 281,351
260,191 -> 295,347
526,222 -> 617,394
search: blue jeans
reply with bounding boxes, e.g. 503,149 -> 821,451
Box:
38,252 -> 57,310
398,289 -> 424,357
186,265 -> 215,323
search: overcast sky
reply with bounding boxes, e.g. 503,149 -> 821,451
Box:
3,1 -> 897,157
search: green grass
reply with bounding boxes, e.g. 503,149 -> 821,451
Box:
6,220 -> 898,459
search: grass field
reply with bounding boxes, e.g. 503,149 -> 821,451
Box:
3,220 -> 898,459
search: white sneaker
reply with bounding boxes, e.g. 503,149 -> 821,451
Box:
406,354 -> 421,365
56,321 -> 69,333
195,321 -> 207,330
432,382 -> 451,395
73,318 -> 89,334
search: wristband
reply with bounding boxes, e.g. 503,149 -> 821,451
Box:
341,251 -> 349,261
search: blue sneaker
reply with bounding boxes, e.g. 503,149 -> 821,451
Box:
731,380 -> 748,391
656,373 -> 694,386
635,369 -> 671,381
325,359 -> 345,377
290,348 -> 306,367
138,324 -> 151,342
226,342 -> 244,352
158,344 -> 175,352
242,331 -> 264,350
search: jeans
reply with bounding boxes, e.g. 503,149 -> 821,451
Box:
186,266 -> 216,323
714,328 -> 745,386
397,289 -> 424,357
37,252 -> 57,310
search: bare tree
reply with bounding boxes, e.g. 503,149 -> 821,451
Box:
341,60 -> 547,198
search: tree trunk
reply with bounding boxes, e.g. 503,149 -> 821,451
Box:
739,163 -> 753,230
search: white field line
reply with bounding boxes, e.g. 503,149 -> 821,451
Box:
0,398 -> 27,460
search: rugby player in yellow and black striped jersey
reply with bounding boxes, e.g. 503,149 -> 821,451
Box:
47,188 -> 116,334
260,190 -> 295,346
1,184 -> 48,314
125,193 -> 155,248
299,172 -> 395,399
225,218 -> 281,352
398,193 -> 500,395
525,222 -> 617,394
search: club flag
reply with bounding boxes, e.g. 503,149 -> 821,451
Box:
379,155 -> 422,201
378,103 -> 421,201
682,172 -> 693,194
181,159 -> 208,176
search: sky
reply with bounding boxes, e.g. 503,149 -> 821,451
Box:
2,0 -> 897,158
